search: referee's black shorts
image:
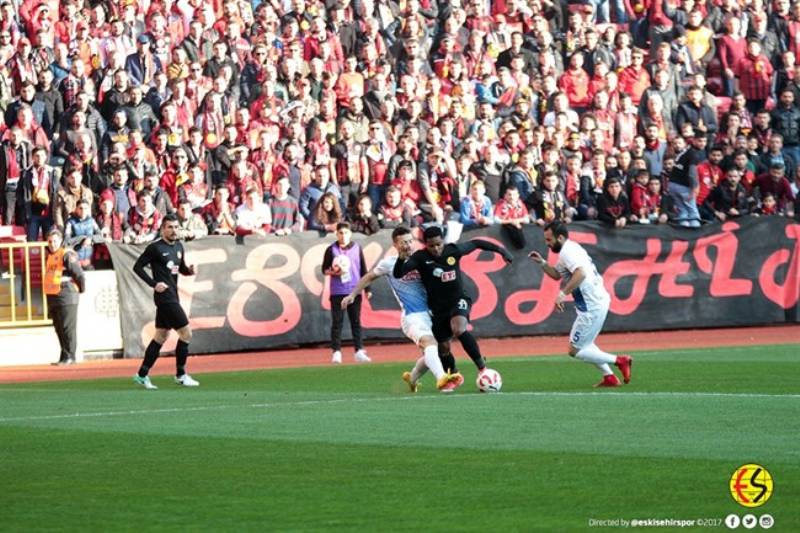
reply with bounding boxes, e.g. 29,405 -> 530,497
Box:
155,302 -> 190,330
431,297 -> 472,342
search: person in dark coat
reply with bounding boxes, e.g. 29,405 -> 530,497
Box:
597,177 -> 633,227
44,228 -> 86,365
16,145 -> 58,241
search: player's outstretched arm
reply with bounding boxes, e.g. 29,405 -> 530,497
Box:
342,271 -> 380,308
529,250 -> 561,280
458,239 -> 514,263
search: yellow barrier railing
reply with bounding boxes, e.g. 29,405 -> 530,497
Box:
0,241 -> 51,327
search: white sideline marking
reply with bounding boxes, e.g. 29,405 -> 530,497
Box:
501,391 -> 800,399
0,391 -> 797,424
0,396 -> 417,423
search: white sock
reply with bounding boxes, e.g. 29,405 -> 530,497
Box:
596,363 -> 614,376
410,356 -> 427,383
575,344 -> 616,373
423,344 -> 445,379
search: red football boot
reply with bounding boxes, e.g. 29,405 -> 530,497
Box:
594,374 -> 622,388
615,355 -> 633,384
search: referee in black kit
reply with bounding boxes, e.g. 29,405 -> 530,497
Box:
132,214 -> 199,390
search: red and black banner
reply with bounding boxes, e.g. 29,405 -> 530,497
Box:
108,218 -> 800,358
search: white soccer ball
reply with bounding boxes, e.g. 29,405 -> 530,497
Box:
476,368 -> 502,393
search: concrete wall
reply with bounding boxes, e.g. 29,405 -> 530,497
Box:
0,271 -> 123,366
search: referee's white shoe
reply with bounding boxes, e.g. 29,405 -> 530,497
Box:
174,374 -> 200,387
133,375 -> 158,390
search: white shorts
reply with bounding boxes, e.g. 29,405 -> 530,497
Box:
569,305 -> 609,350
401,312 -> 434,346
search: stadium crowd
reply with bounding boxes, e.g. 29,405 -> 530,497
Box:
0,0 -> 799,268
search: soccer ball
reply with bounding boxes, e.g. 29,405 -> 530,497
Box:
476,368 -> 502,393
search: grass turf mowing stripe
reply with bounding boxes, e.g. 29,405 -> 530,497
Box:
1,391 -> 797,463
2,427 -> 798,532
1,390 -> 798,424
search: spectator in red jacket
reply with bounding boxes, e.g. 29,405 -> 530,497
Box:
644,175 -> 673,224
391,160 -> 423,217
630,170 -> 653,219
696,145 -> 725,213
494,184 -> 529,249
558,52 -> 592,112
159,147 -> 191,207
735,40 -> 774,113
617,49 -> 651,106
96,190 -> 125,243
718,17 -> 747,97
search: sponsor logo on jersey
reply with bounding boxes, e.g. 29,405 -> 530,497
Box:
402,270 -> 421,281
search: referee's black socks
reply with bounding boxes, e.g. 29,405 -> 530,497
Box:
457,332 -> 486,370
138,340 -> 163,377
176,340 -> 189,377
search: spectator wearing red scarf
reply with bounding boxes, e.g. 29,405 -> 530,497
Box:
124,191 -> 162,244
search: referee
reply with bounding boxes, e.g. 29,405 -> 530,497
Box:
132,214 -> 199,389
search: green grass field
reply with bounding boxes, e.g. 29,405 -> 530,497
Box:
1,344 -> 798,532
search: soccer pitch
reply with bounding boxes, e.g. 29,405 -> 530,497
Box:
1,344 -> 798,532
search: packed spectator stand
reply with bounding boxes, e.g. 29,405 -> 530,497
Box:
0,0 -> 799,269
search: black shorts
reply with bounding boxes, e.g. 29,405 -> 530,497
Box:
431,297 -> 472,342
155,302 -> 189,330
